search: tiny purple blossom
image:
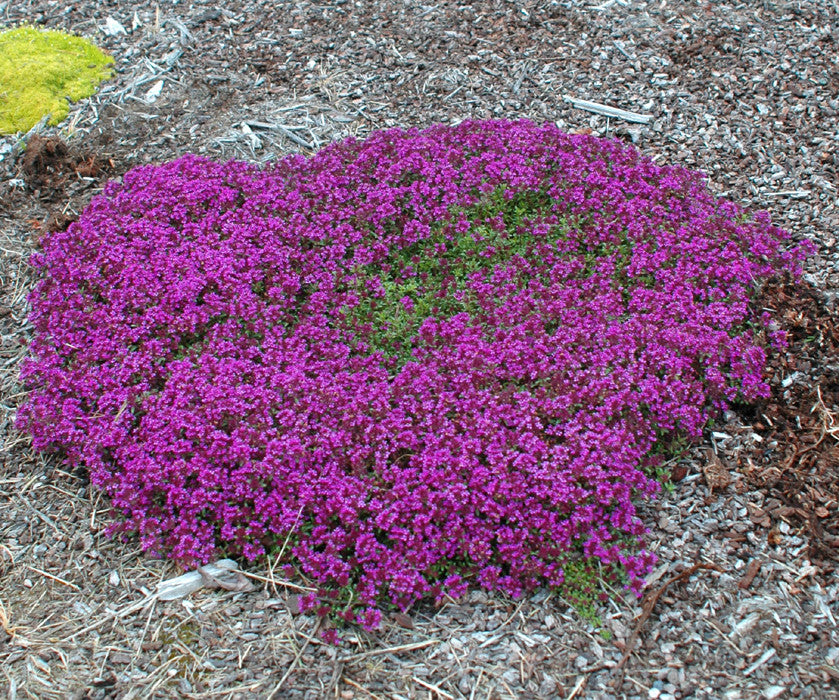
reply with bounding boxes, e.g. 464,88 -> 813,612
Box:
17,119 -> 805,631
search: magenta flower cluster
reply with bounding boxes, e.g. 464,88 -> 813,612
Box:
19,120 -> 801,622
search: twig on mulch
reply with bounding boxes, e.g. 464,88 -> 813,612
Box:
562,95 -> 654,124
339,638 -> 440,662
610,562 -> 722,688
738,559 -> 763,590
566,675 -> 588,699
266,617 -> 323,698
343,676 -> 387,699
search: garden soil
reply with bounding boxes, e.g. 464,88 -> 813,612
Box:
1,1 -> 837,698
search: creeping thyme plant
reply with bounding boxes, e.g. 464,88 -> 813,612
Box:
19,120 -> 804,633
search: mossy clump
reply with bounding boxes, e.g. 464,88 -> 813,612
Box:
0,26 -> 113,135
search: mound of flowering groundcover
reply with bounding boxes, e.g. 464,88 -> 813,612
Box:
19,120 -> 803,630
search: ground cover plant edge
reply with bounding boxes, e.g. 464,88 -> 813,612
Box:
16,119 -> 809,639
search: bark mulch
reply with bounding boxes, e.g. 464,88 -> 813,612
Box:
1,1 -> 837,698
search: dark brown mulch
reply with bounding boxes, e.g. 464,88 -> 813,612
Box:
747,279 -> 839,569
20,135 -> 106,193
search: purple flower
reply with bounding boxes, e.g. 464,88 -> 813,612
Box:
17,119 -> 805,630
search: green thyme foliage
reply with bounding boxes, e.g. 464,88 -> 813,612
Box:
556,557 -> 620,630
341,186 -> 566,364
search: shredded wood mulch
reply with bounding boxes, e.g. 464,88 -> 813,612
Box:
748,279 -> 839,568
1,1 -> 837,698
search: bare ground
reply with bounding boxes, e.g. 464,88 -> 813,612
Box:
0,1 -> 837,698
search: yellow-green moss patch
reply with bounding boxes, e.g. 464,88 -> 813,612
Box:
0,26 -> 113,135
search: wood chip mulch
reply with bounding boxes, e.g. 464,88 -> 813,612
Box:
1,1 -> 837,698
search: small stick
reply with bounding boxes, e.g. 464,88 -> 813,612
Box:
611,562 -> 721,688
412,676 -> 455,699
64,593 -> 156,642
267,618 -> 323,698
0,598 -> 19,637
266,504 -> 305,596
340,638 -> 440,662
277,125 -> 313,150
234,567 -> 315,592
25,565 -> 81,591
704,619 -> 743,654
343,676 -> 386,699
566,675 -> 587,699
744,648 -> 776,676
762,190 -> 810,198
24,502 -> 61,534
612,40 -> 636,60
324,660 -> 344,698
563,95 -> 653,124
240,121 -> 313,149
738,560 -> 762,590
468,669 -> 484,700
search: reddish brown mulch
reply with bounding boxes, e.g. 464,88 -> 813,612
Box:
746,279 -> 839,569
20,135 -> 106,193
